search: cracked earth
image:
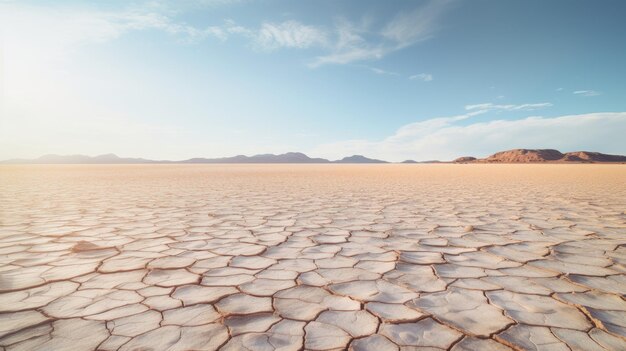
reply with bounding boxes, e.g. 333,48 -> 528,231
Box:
1,164 -> 625,351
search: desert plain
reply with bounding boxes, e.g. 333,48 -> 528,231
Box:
0,164 -> 625,351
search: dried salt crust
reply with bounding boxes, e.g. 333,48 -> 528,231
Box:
0,164 -> 625,350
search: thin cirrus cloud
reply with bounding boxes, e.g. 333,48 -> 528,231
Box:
0,0 -> 450,68
254,21 -> 329,50
311,105 -> 626,162
364,69 -> 432,81
464,102 -> 553,112
213,0 -> 451,67
409,73 -> 433,82
309,0 -> 452,67
363,66 -> 400,76
573,90 -> 602,97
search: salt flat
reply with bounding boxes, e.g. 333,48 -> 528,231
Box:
0,164 -> 625,351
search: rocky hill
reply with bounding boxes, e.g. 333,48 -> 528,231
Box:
454,149 -> 626,163
333,155 -> 388,163
453,156 -> 477,163
183,152 -> 331,164
560,151 -> 626,163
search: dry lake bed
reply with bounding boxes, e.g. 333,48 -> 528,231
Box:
1,164 -> 625,351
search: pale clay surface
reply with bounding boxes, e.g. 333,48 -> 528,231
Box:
0,164 -> 625,351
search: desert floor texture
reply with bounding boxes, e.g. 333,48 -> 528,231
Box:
1,164 -> 625,351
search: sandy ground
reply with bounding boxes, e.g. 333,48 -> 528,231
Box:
1,164 -> 625,351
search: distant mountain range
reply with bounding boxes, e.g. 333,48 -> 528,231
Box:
2,149 -> 625,164
1,152 -> 388,164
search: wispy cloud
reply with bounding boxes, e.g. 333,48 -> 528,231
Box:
308,19 -> 385,66
359,65 -> 400,76
381,1 -> 447,47
310,0 -> 452,67
371,68 -> 397,75
160,0 -> 451,68
0,3 -> 236,51
573,90 -> 601,97
1,0 -> 451,69
465,102 -> 553,112
409,73 -> 433,82
312,111 -> 626,162
119,12 -> 230,42
254,20 -> 328,50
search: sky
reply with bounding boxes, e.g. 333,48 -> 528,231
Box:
1,0 -> 625,162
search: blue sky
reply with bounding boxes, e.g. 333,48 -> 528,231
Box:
1,0 -> 625,161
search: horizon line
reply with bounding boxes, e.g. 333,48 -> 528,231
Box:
3,149 -> 626,164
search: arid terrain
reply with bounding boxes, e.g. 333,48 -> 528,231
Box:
1,164 -> 625,351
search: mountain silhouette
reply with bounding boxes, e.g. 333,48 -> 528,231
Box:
3,149 -> 625,164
